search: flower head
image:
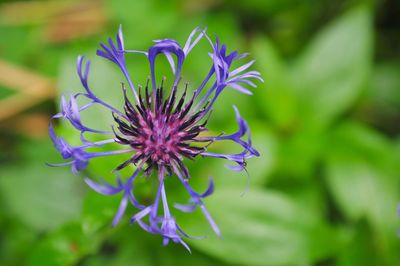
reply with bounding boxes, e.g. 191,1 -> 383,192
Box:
49,26 -> 261,251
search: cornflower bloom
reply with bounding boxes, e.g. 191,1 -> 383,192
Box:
49,26 -> 262,251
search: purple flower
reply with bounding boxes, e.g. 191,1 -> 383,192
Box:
49,26 -> 261,251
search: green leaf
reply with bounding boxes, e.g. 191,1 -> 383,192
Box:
180,187 -> 340,266
336,222 -> 380,266
291,6 -> 373,128
81,191 -> 124,235
0,139 -> 84,231
251,36 -> 298,129
0,220 -> 37,266
366,62 -> 400,111
27,222 -> 101,266
326,159 -> 397,230
325,122 -> 398,225
325,121 -> 399,264
275,125 -> 326,180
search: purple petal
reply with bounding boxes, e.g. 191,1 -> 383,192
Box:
112,195 -> 129,227
84,177 -> 124,195
164,52 -> 176,74
130,206 -> 152,224
199,204 -> 221,237
225,164 -> 245,172
229,59 -> 255,77
176,224 -> 205,240
228,83 -> 253,95
178,239 -> 192,253
174,203 -> 197,212
117,24 -> 124,50
128,190 -> 145,209
136,219 -> 156,234
148,39 -> 185,89
201,178 -> 214,198
183,27 -> 206,55
96,49 -> 113,62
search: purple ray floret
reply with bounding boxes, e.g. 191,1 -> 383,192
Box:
49,26 -> 262,251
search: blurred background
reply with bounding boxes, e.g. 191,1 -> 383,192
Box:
0,0 -> 399,265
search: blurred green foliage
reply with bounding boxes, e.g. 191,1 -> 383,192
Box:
0,0 -> 399,265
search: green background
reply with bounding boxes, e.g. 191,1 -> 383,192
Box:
0,0 -> 399,265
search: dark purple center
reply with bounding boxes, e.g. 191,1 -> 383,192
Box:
113,83 -> 209,177
137,111 -> 184,163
